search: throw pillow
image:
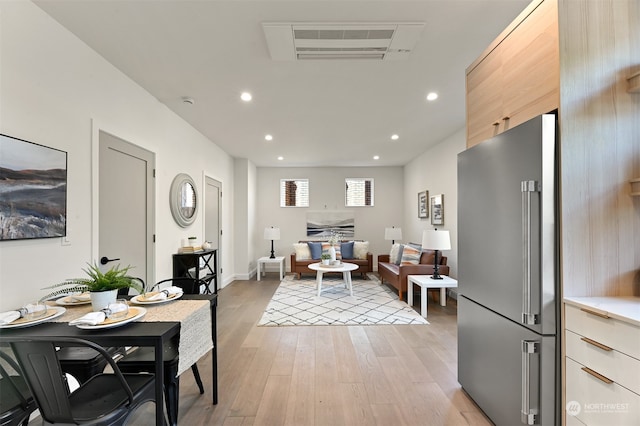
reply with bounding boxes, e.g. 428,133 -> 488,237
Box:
341,241 -> 355,259
400,244 -> 421,265
293,243 -> 311,260
353,241 -> 369,260
389,243 -> 402,265
307,242 -> 322,260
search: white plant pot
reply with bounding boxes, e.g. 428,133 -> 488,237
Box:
90,289 -> 118,311
322,259 -> 331,265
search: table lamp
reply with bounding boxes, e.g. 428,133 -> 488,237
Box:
264,226 -> 280,259
421,229 -> 451,280
384,226 -> 402,245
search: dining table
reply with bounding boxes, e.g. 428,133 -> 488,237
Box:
0,293 -> 218,425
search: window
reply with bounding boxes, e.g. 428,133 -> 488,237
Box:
280,179 -> 309,207
345,178 -> 374,207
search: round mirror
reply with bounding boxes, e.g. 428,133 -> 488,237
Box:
169,173 -> 198,227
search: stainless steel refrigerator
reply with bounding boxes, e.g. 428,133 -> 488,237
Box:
457,114 -> 560,425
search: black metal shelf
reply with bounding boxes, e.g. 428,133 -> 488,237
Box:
172,249 -> 218,294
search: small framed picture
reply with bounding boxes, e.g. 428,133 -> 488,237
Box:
431,194 -> 444,225
418,190 -> 429,219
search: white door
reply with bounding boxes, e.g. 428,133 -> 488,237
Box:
99,131 -> 155,291
205,176 -> 221,275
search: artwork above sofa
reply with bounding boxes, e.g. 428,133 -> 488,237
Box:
291,240 -> 373,279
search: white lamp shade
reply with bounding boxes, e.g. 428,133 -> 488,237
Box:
421,229 -> 451,251
384,227 -> 403,241
264,227 -> 280,240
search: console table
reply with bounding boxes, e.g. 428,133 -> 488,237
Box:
172,249 -> 217,294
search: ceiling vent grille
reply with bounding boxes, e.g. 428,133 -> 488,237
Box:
262,23 -> 425,61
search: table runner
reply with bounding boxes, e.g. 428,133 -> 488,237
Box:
52,299 -> 213,375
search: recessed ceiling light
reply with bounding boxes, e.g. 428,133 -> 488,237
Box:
373,155 -> 380,160
277,156 -> 284,161
265,134 -> 273,141
241,92 -> 252,102
391,134 -> 399,141
426,92 -> 438,101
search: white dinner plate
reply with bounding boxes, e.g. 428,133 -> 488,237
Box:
129,292 -> 183,305
75,307 -> 147,330
56,293 -> 92,306
0,306 -> 66,329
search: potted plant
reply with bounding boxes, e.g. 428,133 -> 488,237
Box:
321,253 -> 331,265
41,263 -> 143,311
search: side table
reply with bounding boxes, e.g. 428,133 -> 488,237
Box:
257,256 -> 285,281
407,275 -> 458,318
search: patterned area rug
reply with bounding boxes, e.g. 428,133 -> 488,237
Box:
257,274 -> 428,326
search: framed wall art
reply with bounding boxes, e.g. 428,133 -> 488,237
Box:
418,190 -> 429,219
430,194 -> 444,226
0,133 -> 67,240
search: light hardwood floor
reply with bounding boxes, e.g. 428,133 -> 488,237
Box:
130,274 -> 491,425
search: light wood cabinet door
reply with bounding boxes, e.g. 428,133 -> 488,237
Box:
501,0 -> 559,133
466,0 -> 559,147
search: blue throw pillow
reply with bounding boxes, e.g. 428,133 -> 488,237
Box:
341,241 -> 355,259
307,242 -> 322,260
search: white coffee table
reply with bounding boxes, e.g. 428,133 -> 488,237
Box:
257,256 -> 285,281
308,262 -> 359,296
407,274 -> 458,318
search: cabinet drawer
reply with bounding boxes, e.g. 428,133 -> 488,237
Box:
565,304 -> 640,359
566,357 -> 640,425
566,330 -> 640,395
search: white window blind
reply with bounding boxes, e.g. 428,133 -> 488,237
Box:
280,179 -> 309,207
345,178 -> 374,207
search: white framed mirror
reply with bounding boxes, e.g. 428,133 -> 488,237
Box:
170,173 -> 198,227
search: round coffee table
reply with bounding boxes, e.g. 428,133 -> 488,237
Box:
308,262 -> 359,297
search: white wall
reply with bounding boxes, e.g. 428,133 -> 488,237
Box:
0,2 -> 235,310
403,128 -> 466,278
255,166 -> 404,272
233,158 -> 258,279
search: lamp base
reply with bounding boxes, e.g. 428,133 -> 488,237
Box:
431,274 -> 443,280
269,240 -> 275,259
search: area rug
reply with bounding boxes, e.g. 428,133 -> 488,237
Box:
257,274 -> 427,326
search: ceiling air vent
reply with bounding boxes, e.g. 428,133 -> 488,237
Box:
262,22 -> 425,61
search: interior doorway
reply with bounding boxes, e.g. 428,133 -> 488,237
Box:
204,176 -> 221,279
98,131 -> 155,290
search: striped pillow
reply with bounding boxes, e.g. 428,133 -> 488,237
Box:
400,244 -> 421,265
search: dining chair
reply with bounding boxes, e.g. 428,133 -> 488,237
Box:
56,276 -> 144,385
117,277 -> 206,426
0,349 -> 37,426
8,336 -> 159,426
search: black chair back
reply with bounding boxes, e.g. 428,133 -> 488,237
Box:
0,349 -> 37,426
153,277 -> 207,295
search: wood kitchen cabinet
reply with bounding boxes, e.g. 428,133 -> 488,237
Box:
466,0 -> 559,147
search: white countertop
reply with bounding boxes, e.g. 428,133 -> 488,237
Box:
564,296 -> 640,327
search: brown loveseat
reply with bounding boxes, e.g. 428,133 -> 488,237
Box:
378,250 -> 450,300
291,241 -> 373,279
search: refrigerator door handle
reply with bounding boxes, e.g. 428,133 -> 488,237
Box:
521,180 -> 540,325
521,340 -> 539,425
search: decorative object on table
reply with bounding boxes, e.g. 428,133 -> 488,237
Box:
421,229 -> 451,280
430,194 -> 444,225
264,226 -> 280,259
384,226 -> 402,245
0,306 -> 66,329
169,173 -> 198,227
0,133 -> 67,241
202,241 -> 212,250
188,236 -> 197,247
306,211 -> 355,238
257,274 -> 427,326
40,263 -> 144,311
418,190 -> 429,219
327,231 -> 342,261
321,253 -> 331,265
132,286 -> 184,304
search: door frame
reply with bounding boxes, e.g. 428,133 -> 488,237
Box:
203,171 -> 223,283
91,120 -> 155,284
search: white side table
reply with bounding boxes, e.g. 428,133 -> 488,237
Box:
407,275 -> 458,318
257,256 -> 285,281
